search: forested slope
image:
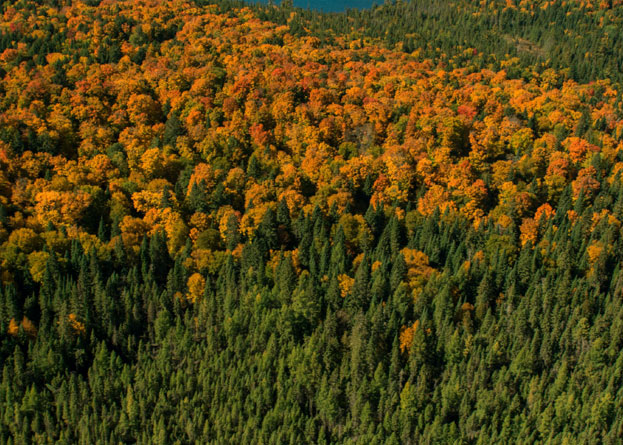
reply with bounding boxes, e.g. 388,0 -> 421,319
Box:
1,0 -> 623,443
249,0 -> 623,84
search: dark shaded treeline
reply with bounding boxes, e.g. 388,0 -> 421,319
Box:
215,0 -> 623,84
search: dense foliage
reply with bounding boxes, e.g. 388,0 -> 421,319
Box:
1,0 -> 623,443
249,0 -> 623,84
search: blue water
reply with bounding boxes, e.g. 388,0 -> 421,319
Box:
254,0 -> 377,13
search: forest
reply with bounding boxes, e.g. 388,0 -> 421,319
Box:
248,0 -> 623,84
1,0 -> 623,443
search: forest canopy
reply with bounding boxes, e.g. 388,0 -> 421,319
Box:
1,0 -> 623,443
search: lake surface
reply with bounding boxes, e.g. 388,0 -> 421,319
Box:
253,0 -> 377,13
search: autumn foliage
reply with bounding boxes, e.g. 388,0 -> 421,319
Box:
0,1 -> 620,288
1,1 -> 623,443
